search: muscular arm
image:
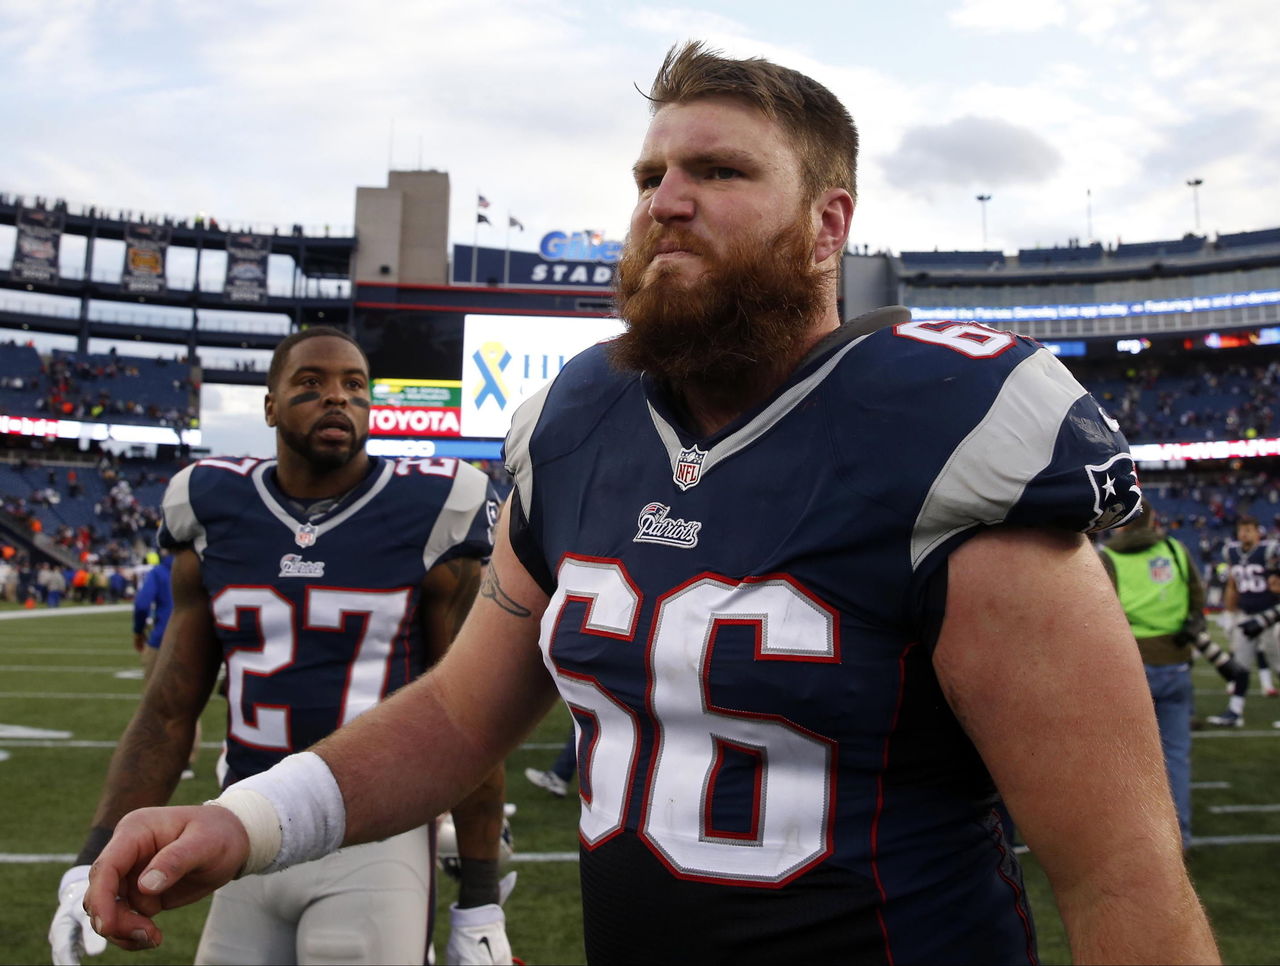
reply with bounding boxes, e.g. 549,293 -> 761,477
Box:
321,498 -> 559,847
933,527 -> 1218,964
419,555 -> 506,868
88,548 -> 221,838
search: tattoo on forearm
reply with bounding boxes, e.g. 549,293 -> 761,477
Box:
480,566 -> 532,618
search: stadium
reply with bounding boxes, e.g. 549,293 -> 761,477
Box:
4,170 -> 1280,963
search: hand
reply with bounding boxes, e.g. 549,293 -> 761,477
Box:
49,866 -> 107,965
132,632 -> 146,654
83,805 -> 250,952
447,903 -> 512,965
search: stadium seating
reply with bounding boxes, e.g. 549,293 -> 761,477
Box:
0,349 -> 197,428
1216,227 -> 1280,251
1016,243 -> 1104,267
898,250 -> 1006,270
1112,236 -> 1205,261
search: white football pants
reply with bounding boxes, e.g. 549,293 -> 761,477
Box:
194,824 -> 434,965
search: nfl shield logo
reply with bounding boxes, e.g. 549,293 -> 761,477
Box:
295,523 -> 318,548
674,445 -> 707,491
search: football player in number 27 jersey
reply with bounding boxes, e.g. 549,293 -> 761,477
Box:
51,329 -> 511,966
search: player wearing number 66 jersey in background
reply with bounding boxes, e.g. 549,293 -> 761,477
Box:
86,43 -> 1217,965
51,327 -> 513,966
1207,516 -> 1280,727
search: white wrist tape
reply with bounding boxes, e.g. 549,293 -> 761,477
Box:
206,751 -> 346,876
207,788 -> 281,877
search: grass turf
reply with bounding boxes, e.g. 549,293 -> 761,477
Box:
1,606 -> 1276,964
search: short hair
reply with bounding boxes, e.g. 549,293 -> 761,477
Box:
266,327 -> 369,391
647,41 -> 859,206
1238,515 -> 1260,529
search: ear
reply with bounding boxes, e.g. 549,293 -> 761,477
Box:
264,391 -> 277,428
811,188 -> 855,266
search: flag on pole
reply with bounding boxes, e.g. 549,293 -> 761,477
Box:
477,194 -> 491,209
509,215 -> 524,231
477,213 -> 491,225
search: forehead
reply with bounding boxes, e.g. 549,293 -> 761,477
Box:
282,336 -> 368,377
638,97 -> 800,176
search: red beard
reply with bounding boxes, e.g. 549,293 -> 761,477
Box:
609,217 -> 830,400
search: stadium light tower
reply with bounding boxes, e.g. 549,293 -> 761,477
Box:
1186,178 -> 1204,233
976,194 -> 992,249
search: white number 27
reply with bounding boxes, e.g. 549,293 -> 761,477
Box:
213,586 -> 411,750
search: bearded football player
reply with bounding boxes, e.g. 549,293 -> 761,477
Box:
85,44 -> 1217,965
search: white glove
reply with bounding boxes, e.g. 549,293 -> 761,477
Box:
446,903 -> 512,965
497,870 -> 517,906
49,865 -> 108,965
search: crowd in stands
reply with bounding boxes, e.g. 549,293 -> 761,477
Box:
1,450 -> 169,570
3,339 -> 1279,602
1070,356 -> 1280,444
1139,467 -> 1280,579
0,341 -> 198,429
897,226 -> 1280,271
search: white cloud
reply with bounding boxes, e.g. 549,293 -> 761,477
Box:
199,384 -> 275,458
883,116 -> 1062,194
948,0 -> 1068,32
1,0 -> 1277,262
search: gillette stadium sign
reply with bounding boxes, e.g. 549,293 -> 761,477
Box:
453,230 -> 623,288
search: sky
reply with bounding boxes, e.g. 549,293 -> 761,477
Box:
3,0 -> 1279,455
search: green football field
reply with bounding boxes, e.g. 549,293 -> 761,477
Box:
2,604 -> 1277,965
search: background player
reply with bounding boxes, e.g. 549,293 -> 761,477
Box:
1099,501 -> 1205,848
85,44 -> 1217,963
131,550 -> 200,780
1209,514 -> 1280,726
51,327 -> 512,965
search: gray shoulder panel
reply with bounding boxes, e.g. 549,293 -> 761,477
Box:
423,461 -> 492,571
504,380 -> 554,521
161,463 -> 208,557
910,349 -> 1088,570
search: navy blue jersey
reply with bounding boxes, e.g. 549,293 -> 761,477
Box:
504,308 -> 1140,965
158,455 -> 497,784
1223,539 -> 1280,614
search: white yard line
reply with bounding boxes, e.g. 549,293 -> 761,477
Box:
0,691 -> 143,701
1192,730 -> 1280,738
13,836 -> 1280,864
0,648 -> 133,655
0,605 -> 131,621
2,851 -> 585,864
0,665 -> 137,673
1209,804 -> 1280,814
0,740 -> 225,749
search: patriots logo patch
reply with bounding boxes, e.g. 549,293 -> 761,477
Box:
674,445 -> 707,491
1084,453 -> 1142,532
634,502 -> 702,548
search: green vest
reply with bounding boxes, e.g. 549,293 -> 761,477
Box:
1102,538 -> 1191,638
